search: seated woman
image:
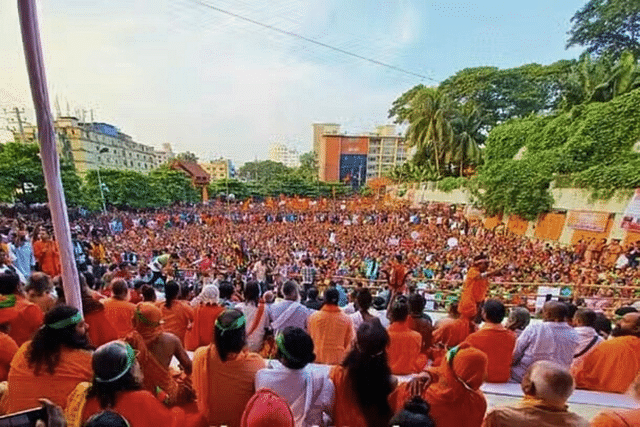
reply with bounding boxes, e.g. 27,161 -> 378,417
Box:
192,309 -> 266,427
65,341 -> 206,427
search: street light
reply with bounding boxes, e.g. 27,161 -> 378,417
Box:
97,147 -> 108,213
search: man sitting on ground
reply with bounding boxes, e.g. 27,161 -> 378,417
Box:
269,280 -> 312,334
125,302 -> 194,406
464,299 -> 516,383
511,302 -> 579,383
5,305 -> 93,412
0,272 -> 43,346
406,293 -> 433,352
570,308 -> 602,368
432,302 -> 471,350
102,278 -> 135,338
483,361 -> 588,427
387,298 -> 427,375
308,287 -> 354,365
255,327 -> 334,427
572,312 -> 640,393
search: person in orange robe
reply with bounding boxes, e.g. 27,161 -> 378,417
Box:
5,306 -> 93,413
25,272 -> 56,314
395,343 -> 488,427
572,312 -> 640,393
464,299 -> 516,383
458,254 -> 501,322
0,272 -> 44,346
65,341 -> 206,427
72,273 -> 119,348
192,309 -> 265,427
156,281 -> 194,344
125,303 -> 194,406
102,278 -> 136,338
32,229 -> 61,278
308,287 -> 354,364
185,285 -> 224,351
0,295 -> 19,382
330,321 -> 396,427
432,303 -> 472,352
387,298 -> 426,375
591,374 -> 640,427
406,293 -> 433,353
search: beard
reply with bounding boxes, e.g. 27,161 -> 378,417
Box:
610,326 -> 633,338
68,330 -> 93,350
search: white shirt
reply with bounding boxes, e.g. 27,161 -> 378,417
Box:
237,302 -> 270,352
255,360 -> 334,427
571,326 -> 603,367
511,322 -> 579,382
269,300 -> 312,333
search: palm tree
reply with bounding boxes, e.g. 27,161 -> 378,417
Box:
451,103 -> 485,176
405,88 -> 456,177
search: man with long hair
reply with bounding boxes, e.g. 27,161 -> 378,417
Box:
192,309 -> 265,427
66,341 -> 206,427
5,305 -> 93,412
156,281 -> 194,344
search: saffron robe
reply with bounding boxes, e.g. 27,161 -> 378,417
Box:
387,321 -> 427,375
464,324 -> 516,383
308,305 -> 354,365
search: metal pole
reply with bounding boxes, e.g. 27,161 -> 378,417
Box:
97,167 -> 106,213
17,0 -> 82,312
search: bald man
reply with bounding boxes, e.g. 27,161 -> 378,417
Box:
591,374 -> 640,427
572,312 -> 640,393
483,361 -> 588,427
511,302 -> 579,383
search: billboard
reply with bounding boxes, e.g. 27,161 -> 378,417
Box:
566,211 -> 609,232
339,137 -> 368,155
339,154 -> 367,189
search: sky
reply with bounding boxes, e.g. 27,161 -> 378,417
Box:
0,0 -> 586,164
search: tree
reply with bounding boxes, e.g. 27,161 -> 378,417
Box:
298,151 -> 318,181
560,50 -> 640,108
237,160 -> 291,182
175,151 -> 199,163
438,61 -> 574,128
451,103 -> 485,176
567,0 -> 640,58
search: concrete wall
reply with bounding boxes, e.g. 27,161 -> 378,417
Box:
394,184 -> 636,245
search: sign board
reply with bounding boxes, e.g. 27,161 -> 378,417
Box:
535,286 -> 561,312
566,211 -> 609,232
621,189 -> 640,232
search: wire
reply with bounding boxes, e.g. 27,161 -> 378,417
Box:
186,0 -> 437,82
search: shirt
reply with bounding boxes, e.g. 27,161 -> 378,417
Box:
9,240 -> 34,280
255,360 -> 335,427
571,326 -> 603,366
269,300 -> 311,333
511,322 -> 579,382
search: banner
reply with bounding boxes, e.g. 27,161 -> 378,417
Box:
621,189 -> 640,232
566,211 -> 609,232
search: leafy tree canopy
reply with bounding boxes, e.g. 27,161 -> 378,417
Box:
237,160 -> 292,182
567,0 -> 640,58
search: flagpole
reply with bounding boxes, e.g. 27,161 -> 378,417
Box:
17,0 -> 83,312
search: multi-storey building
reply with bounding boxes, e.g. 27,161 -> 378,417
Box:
312,123 -> 341,154
18,117 -> 159,174
200,159 -> 234,180
316,124 -> 408,188
268,143 -> 301,168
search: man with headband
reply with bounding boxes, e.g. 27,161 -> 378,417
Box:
193,309 -> 265,427
5,305 -> 93,413
125,302 -> 193,406
255,326 -> 334,427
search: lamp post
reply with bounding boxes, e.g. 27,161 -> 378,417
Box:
97,147 -> 108,213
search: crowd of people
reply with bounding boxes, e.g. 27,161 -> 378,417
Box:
0,201 -> 639,427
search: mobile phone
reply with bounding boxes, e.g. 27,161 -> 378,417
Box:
0,407 -> 46,427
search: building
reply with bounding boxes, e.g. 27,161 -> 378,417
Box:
316,124 -> 407,188
200,159 -> 234,180
268,143 -> 301,168
154,143 -> 175,166
17,117 -> 159,174
312,123 -> 341,154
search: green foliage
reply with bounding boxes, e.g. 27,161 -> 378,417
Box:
438,61 -> 575,127
237,160 -> 292,182
175,151 -> 199,163
436,177 -> 467,193
567,0 -> 640,58
478,87 -> 640,217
